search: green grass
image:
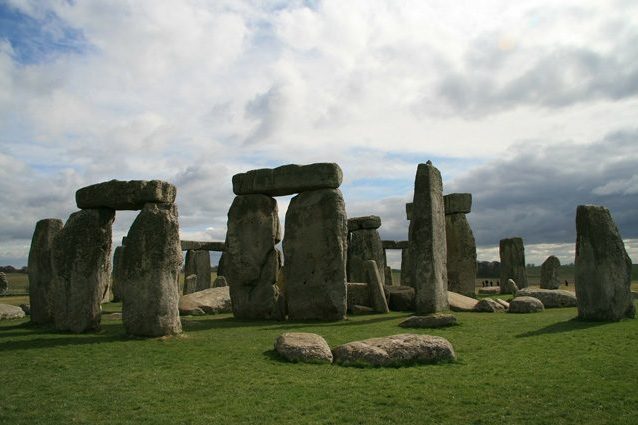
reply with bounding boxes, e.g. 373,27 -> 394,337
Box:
1,301 -> 637,424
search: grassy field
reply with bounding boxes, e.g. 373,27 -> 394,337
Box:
1,297 -> 637,424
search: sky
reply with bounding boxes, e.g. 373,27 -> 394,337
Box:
1,0 -> 637,268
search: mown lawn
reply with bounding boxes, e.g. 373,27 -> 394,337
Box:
1,300 -> 637,425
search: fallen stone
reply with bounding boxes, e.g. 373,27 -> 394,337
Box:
19,304 -> 30,315
179,286 -> 232,315
350,305 -> 375,315
347,228 -> 385,285
509,296 -> 544,313
399,313 -> 457,328
233,163 -> 343,196
575,205 -> 635,321
448,291 -> 478,312
478,286 -> 500,295
347,215 -> 381,231
443,193 -> 472,215
332,334 -> 456,367
516,288 -> 577,308
274,332 -> 333,364
0,304 -> 26,320
540,255 -> 561,290
494,298 -> 510,310
180,240 -> 225,251
213,276 -> 228,288
76,179 -> 176,210
445,213 -> 477,296
363,260 -> 389,313
102,312 -> 122,320
384,285 -> 415,311
347,283 -> 370,309
475,298 -> 506,312
499,237 -> 528,293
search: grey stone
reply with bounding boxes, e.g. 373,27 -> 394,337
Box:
478,286 -> 500,295
516,288 -> 577,308
184,250 -> 211,292
399,313 -> 457,328
509,296 -> 544,313
332,334 -> 456,367
494,298 -> 510,310
213,276 -> 228,288
448,291 -> 478,312
51,209 -> 114,333
540,256 -> 561,289
102,312 -> 122,320
274,332 -> 333,364
347,228 -> 386,285
27,218 -> 64,323
575,205 -> 635,321
0,272 -> 7,296
183,274 -> 198,295
384,285 -> 416,311
443,193 -> 472,215
400,247 -> 412,287
347,215 -> 381,231
350,305 -> 375,315
284,189 -> 347,321
76,179 -> 176,210
406,203 -> 413,221
111,245 -> 125,302
384,266 -> 394,286
382,240 -> 409,250
506,278 -> 519,294
347,282 -> 370,310
409,162 -> 448,314
499,237 -> 528,293
475,298 -> 506,312
19,304 -> 30,315
232,163 -> 343,196
180,240 -> 225,251
445,213 -> 477,296
179,286 -> 232,315
0,303 -> 26,320
363,260 -> 390,313
121,203 -> 182,337
225,194 -> 281,320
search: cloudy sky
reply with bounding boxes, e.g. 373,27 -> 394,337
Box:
1,0 -> 637,268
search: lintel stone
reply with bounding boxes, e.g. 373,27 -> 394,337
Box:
76,179 -> 176,210
232,163 -> 342,196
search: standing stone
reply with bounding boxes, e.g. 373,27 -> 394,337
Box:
499,237 -> 528,294
111,245 -> 125,302
347,226 -> 385,285
27,219 -> 64,324
540,255 -> 561,290
213,276 -> 228,288
51,209 -> 114,333
184,250 -> 211,292
121,203 -> 182,336
225,194 -> 281,320
363,260 -> 390,313
384,266 -> 394,286
0,272 -> 8,296
445,213 -> 477,296
401,247 -> 412,287
409,162 -> 448,314
183,274 -> 198,295
284,189 -> 347,321
575,205 -> 635,321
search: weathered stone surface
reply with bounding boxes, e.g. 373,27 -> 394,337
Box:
347,215 -> 381,231
384,285 -> 415,311
475,298 -> 506,312
0,272 -> 7,295
183,274 -> 198,295
274,332 -> 333,364
225,194 -> 281,320
540,255 -> 561,289
443,193 -> 472,215
516,288 -> 577,308
382,240 -> 409,250
102,312 -> 122,320
363,260 -> 389,313
494,298 -> 510,310
0,303 -> 26,320
499,237 -> 528,293
350,305 -> 375,315
478,286 -> 500,295
406,203 -> 413,221
184,250 -> 211,292
401,248 -> 412,287
179,286 -> 232,315
111,245 -> 125,302
20,304 -> 30,315
399,313 -> 457,328
332,334 -> 456,367
409,162 -> 448,314
445,213 -> 477,296
284,189 -> 347,321
506,279 -> 519,294
213,276 -> 228,288
232,163 -> 343,196
76,179 -> 176,210
347,282 -> 370,309
448,291 -> 478,312
509,296 -> 544,313
575,205 -> 635,321
180,240 -> 225,251
384,266 -> 394,286
51,209 -> 114,333
348,228 -> 386,285
27,218 -> 64,324
121,203 -> 182,337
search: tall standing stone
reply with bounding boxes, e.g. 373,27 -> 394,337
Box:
27,218 -> 64,324
499,237 -> 528,294
51,209 -> 114,333
409,162 -> 448,314
363,260 -> 390,313
121,203 -> 183,336
225,194 -> 281,320
0,272 -> 8,295
184,250 -> 211,292
540,255 -> 561,290
347,217 -> 385,286
111,245 -> 125,302
445,211 -> 477,297
401,247 -> 412,287
575,205 -> 635,321
284,189 -> 347,321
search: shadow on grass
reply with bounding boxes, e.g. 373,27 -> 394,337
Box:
516,318 -> 612,338
0,323 -> 129,352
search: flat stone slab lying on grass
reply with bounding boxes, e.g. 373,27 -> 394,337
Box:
102,312 -> 122,320
232,163 -> 342,196
179,287 -> 232,316
399,313 -> 457,328
509,296 -> 544,313
76,179 -> 176,210
0,304 -> 26,320
475,298 -> 506,312
350,305 -> 375,315
478,286 -> 500,295
448,291 -> 478,312
494,299 -> 510,310
274,332 -> 333,364
515,288 -> 577,308
332,334 -> 456,367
